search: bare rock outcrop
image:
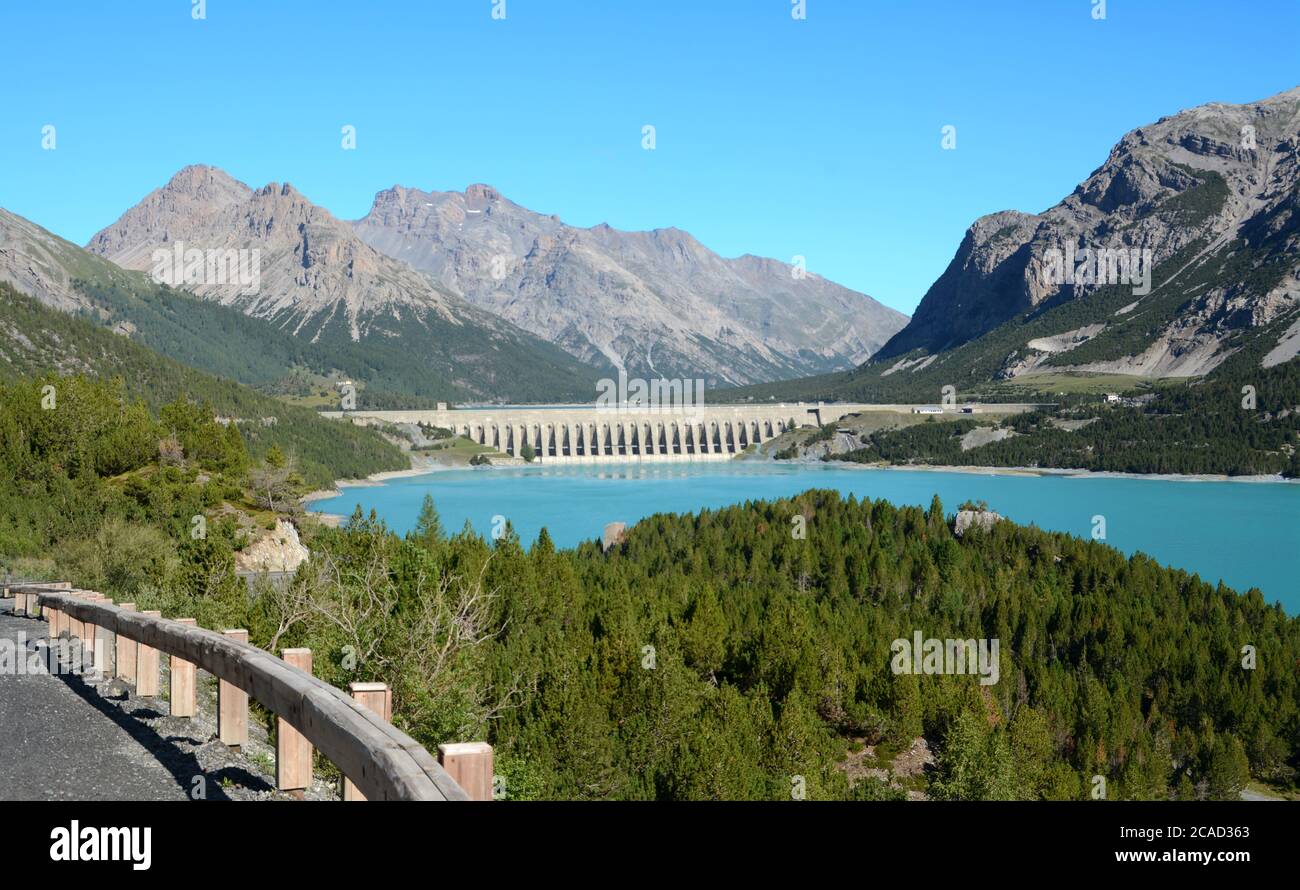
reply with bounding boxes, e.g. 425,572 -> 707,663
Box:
236,519 -> 309,574
953,510 -> 1004,537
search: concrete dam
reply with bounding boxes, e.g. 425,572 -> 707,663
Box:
319,403 -> 1028,464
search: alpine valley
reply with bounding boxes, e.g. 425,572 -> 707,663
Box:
733,87 -> 1300,478
2,0 -> 1299,811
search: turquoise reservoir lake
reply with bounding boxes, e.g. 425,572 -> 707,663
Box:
309,462 -> 1300,613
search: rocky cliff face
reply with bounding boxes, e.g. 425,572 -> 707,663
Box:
878,86 -> 1300,378
86,166 -> 468,341
79,167 -> 610,401
235,518 -> 309,574
0,207 -> 102,314
83,165 -> 908,389
353,183 -> 908,385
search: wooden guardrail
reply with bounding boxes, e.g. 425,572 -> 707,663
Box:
6,584 -> 493,802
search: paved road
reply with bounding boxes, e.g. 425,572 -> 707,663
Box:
0,601 -> 190,801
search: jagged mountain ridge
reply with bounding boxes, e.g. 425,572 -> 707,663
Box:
85,165 -> 906,389
0,201 -> 602,404
87,166 -> 475,340
873,86 -> 1300,381
80,166 -> 608,401
723,86 -> 1300,405
352,183 -> 909,385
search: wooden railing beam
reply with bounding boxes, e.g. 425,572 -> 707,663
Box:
18,588 -> 468,801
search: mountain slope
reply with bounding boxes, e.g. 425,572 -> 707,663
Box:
82,166 -> 607,402
353,183 -> 907,385
0,281 -> 406,487
0,205 -> 593,405
732,86 -> 1300,404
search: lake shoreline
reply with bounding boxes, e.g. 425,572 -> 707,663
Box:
300,457 -> 456,518
300,454 -> 1298,611
871,463 -> 1295,484
305,456 -> 1297,512
765,455 -> 1295,484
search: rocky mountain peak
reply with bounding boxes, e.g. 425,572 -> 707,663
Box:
353,182 -> 908,383
163,164 -> 251,200
464,183 -> 502,205
877,85 -> 1300,367
79,162 -> 909,387
85,167 -> 469,338
87,164 -> 252,261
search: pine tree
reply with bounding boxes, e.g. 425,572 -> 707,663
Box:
1204,735 -> 1251,801
412,494 -> 444,549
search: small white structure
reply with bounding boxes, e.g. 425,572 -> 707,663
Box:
1104,393 -> 1121,404
913,406 -> 944,415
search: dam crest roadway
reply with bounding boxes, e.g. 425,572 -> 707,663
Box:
321,403 -> 1041,464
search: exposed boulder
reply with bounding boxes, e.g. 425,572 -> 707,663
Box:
236,518 -> 309,573
953,509 -> 1004,537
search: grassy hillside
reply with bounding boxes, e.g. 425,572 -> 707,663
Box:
722,239 -> 1214,405
828,313 -> 1300,476
71,267 -> 606,407
718,221 -> 1300,477
0,282 -> 406,487
4,208 -> 606,406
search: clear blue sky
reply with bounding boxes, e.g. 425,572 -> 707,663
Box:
1,0 -> 1296,315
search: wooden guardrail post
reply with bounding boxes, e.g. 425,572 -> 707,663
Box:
437,742 -> 495,801
33,581 -> 70,619
47,602 -> 60,639
170,619 -> 197,718
115,603 -> 138,684
90,596 -> 113,678
81,594 -> 103,677
15,581 -> 69,620
136,610 -> 162,696
277,648 -> 314,797
67,592 -> 85,644
101,597 -> 115,676
343,682 -> 392,801
218,629 -> 249,750
80,594 -> 97,647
